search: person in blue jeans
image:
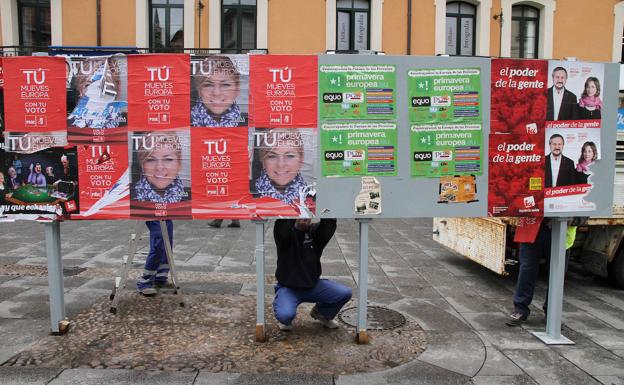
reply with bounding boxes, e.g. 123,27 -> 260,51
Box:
137,220 -> 173,296
272,218 -> 352,331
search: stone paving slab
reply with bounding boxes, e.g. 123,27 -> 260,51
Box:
503,349 -> 602,385
416,330 -> 485,377
471,374 -> 538,385
475,346 -> 523,376
48,368 -> 197,385
0,367 -> 62,385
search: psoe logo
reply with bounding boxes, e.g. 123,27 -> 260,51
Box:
343,92 -> 364,103
413,151 -> 433,162
525,123 -> 538,135
431,95 -> 451,107
523,196 -> 536,208
324,151 -> 344,161
432,150 -> 453,161
345,149 -> 364,160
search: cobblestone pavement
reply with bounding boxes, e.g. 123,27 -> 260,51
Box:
1,219 -> 624,385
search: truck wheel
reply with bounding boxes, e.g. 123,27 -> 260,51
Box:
608,248 -> 624,290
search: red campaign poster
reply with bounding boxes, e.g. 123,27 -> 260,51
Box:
488,134 -> 544,217
488,59 -> 548,217
490,58 -> 548,135
127,54 -> 190,130
129,129 -> 192,219
249,55 -> 318,128
190,127 -> 252,218
73,143 -> 129,219
3,56 -> 67,152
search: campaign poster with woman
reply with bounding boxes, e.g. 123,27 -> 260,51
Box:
250,128 -> 317,217
546,61 -> 604,122
67,55 -> 128,144
190,55 -> 249,128
129,130 -> 191,219
544,123 -> 601,212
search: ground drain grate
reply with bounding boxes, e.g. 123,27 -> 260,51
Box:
338,306 -> 406,330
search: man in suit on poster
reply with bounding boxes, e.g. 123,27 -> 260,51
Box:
545,134 -> 576,188
546,67 -> 578,121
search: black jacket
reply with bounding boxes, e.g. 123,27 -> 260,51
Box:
545,154 -> 576,188
273,218 -> 336,289
546,87 -> 578,121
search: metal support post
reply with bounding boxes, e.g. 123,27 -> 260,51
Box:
356,218 -> 371,344
254,219 -> 267,342
532,217 -> 574,345
44,221 -> 67,335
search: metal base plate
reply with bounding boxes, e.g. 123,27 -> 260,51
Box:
531,331 -> 575,345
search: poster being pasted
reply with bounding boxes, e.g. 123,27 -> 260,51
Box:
250,128 -> 317,218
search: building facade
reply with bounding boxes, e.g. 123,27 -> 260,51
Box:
0,0 -> 622,63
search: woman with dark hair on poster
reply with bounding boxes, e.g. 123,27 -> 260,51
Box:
577,77 -> 602,120
191,56 -> 245,127
254,129 -> 313,208
576,141 -> 598,184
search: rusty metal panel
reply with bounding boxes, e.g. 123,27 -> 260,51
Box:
433,218 -> 507,275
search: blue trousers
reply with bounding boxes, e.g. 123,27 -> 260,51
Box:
137,220 -> 173,290
273,279 -> 352,326
513,222 -> 569,317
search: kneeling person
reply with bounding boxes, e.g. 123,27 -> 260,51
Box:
273,218 -> 352,331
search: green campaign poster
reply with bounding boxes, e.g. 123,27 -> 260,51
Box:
321,122 -> 398,177
407,68 -> 483,177
319,65 -> 396,120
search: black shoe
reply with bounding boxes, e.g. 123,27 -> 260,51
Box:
227,221 -> 240,228
506,311 -> 528,327
208,221 -> 221,228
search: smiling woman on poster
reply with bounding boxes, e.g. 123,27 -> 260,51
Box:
133,133 -> 189,204
191,56 -> 246,127
576,141 -> 598,184
577,77 -> 602,120
253,129 -> 314,207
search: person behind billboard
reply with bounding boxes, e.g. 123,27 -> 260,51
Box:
576,77 -> 602,120
253,128 -> 313,207
575,141 -> 598,184
272,218 -> 352,331
191,56 -> 246,127
132,133 -> 189,204
27,163 -> 46,187
545,134 -> 576,188
546,67 -> 578,121
67,56 -> 127,129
